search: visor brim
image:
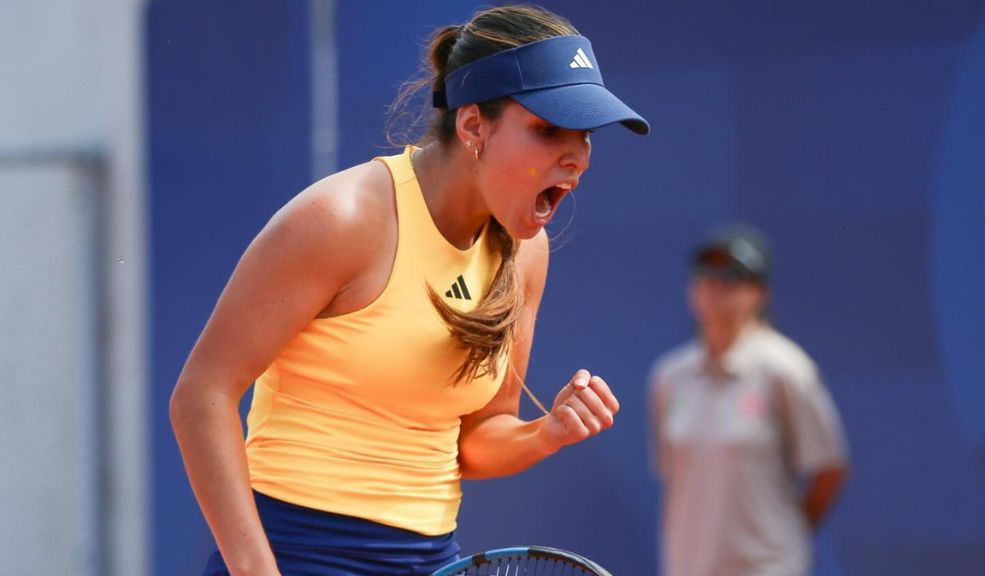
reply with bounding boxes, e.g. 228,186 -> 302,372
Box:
512,83 -> 650,135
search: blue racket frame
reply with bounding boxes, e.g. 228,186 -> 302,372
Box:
430,545 -> 613,575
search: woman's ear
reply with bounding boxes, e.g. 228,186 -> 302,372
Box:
455,104 -> 484,149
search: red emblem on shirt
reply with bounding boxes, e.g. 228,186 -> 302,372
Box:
741,390 -> 766,417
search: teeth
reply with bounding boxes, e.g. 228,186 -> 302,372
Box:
536,191 -> 552,217
556,183 -> 572,190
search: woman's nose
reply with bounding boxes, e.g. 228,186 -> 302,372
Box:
561,131 -> 591,173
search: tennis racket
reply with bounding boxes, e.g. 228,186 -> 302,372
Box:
431,545 -> 613,575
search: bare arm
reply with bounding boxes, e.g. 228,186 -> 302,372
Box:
458,230 -> 620,479
170,165 -> 389,575
802,466 -> 847,530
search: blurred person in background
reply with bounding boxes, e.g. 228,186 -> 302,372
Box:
648,224 -> 848,576
170,5 -> 647,576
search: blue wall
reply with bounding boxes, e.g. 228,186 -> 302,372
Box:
146,1 -> 312,574
150,1 -> 985,574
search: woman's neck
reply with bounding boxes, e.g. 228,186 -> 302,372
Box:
412,144 -> 490,250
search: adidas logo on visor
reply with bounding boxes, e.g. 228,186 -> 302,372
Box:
569,48 -> 594,69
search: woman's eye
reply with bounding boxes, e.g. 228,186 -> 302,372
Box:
539,125 -> 560,136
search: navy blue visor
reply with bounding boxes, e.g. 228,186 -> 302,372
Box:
437,35 -> 649,135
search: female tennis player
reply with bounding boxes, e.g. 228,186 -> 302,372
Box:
170,5 -> 648,575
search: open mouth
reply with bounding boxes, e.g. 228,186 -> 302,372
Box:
534,183 -> 573,223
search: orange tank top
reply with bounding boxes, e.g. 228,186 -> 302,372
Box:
244,147 -> 506,535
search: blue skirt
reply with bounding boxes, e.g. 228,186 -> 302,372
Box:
202,490 -> 460,576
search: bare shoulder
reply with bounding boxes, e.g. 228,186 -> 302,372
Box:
287,159 -> 393,243
176,159 -> 397,385
271,159 -> 396,283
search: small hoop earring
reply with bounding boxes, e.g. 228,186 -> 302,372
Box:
465,140 -> 480,161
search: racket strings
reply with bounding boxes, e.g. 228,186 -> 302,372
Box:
453,555 -> 598,575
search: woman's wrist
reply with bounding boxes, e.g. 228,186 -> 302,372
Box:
532,416 -> 563,457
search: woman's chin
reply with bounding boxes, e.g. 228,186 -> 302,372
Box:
504,220 -> 543,240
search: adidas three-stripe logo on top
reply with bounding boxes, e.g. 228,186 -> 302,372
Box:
444,275 -> 472,300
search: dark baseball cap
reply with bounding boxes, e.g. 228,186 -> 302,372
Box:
691,224 -> 771,283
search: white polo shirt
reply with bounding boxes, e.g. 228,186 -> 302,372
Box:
649,324 -> 847,576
